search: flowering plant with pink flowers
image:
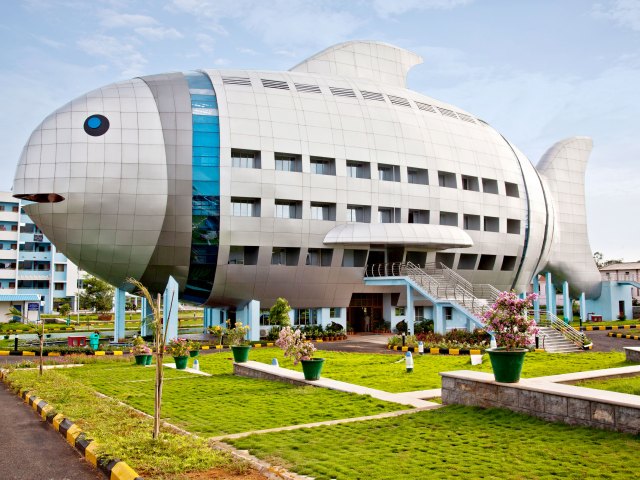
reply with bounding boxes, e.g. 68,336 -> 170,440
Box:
482,291 -> 538,350
275,326 -> 316,365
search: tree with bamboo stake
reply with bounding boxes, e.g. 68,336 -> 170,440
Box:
6,306 -> 45,376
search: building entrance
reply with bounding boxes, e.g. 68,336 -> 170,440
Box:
347,293 -> 383,333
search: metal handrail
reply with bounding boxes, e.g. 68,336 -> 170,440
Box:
536,310 -> 587,347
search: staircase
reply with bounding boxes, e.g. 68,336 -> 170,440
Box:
537,327 -> 582,353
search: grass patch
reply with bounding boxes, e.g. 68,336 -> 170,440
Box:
230,405 -> 640,479
573,319 -> 640,327
5,367 -> 241,479
245,348 -> 634,392
576,375 -> 640,395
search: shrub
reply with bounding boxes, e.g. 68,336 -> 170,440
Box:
394,320 -> 407,334
414,319 -> 434,334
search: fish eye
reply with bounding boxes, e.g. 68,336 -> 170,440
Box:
83,114 -> 109,136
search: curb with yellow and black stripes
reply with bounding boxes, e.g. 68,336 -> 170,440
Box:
386,345 -> 485,355
0,369 -> 142,480
607,332 -> 640,341
0,350 -> 127,357
581,324 -> 640,331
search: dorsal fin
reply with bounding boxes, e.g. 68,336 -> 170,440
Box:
290,41 -> 422,88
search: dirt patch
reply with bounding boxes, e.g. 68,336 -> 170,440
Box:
182,467 -> 266,479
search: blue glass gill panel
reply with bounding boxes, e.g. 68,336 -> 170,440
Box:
184,71 -> 220,303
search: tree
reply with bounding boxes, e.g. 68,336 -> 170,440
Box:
79,276 -> 114,313
269,297 -> 291,326
6,307 -> 44,376
593,252 -> 623,268
58,303 -> 71,317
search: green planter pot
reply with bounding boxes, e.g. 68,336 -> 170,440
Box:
231,345 -> 250,363
301,358 -> 325,381
174,356 -> 189,370
145,354 -> 153,365
189,350 -> 200,358
134,355 -> 147,366
487,348 -> 527,383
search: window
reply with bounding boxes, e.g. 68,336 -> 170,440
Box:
444,307 -> 453,321
482,178 -> 499,194
275,200 -> 302,219
406,251 -> 427,266
438,171 -> 457,188
0,205 -> 4,212
463,214 -> 480,231
407,167 -> 428,185
310,156 -> 335,175
329,307 -> 341,318
275,153 -> 302,172
346,204 -> 371,223
395,307 -> 406,316
54,282 -> 65,291
346,160 -> 370,179
505,182 -> 519,198
478,254 -> 496,271
501,255 -> 517,271
342,249 -> 367,267
271,247 -> 300,266
12,206 -> 18,213
484,216 -> 499,232
55,264 -> 65,272
439,211 -> 458,227
415,306 -> 425,322
378,207 -> 400,223
231,198 -> 260,217
228,246 -> 259,265
306,248 -> 333,266
408,209 -> 429,224
435,252 -> 455,268
458,254 -> 478,270
507,219 -> 521,234
296,308 -> 319,325
377,163 -> 400,182
231,149 -> 260,168
259,309 -> 271,326
462,175 -> 479,191
9,282 -> 15,288
310,202 -> 336,221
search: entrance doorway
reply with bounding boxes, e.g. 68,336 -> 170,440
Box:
348,293 -> 383,333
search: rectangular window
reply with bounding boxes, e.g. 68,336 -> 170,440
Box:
435,252 -> 455,268
231,149 -> 261,169
231,198 -> 260,217
408,209 -> 429,224
484,216 -> 499,232
296,308 -> 319,326
12,206 -> 18,212
310,156 -> 335,175
406,251 -> 427,266
228,245 -> 259,265
259,309 -> 271,326
329,307 -> 341,318
342,249 -> 367,267
507,219 -> 521,234
346,204 -> 371,223
501,255 -> 517,271
271,247 -> 300,266
275,200 -> 302,219
482,178 -> 499,194
9,281 -> 15,288
394,307 -> 406,316
444,307 -> 453,321
310,202 -> 336,221
439,211 -> 458,227
505,182 -> 519,198
306,248 -> 333,267
54,282 -> 65,291
346,160 -> 371,179
478,254 -> 496,271
378,207 -> 400,224
55,264 -> 65,272
463,214 -> 480,231
462,175 -> 480,191
377,163 -> 400,182
415,306 -> 425,322
10,225 -> 17,232
407,167 -> 428,185
438,171 -> 457,188
458,254 -> 478,270
275,153 -> 302,172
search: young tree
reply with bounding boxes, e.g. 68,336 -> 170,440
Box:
269,297 -> 291,326
79,276 -> 114,313
6,307 -> 45,376
58,303 -> 71,317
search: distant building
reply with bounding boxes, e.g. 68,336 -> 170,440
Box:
600,262 -> 640,301
0,191 -> 79,319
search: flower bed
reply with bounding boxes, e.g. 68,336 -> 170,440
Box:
387,329 -> 490,351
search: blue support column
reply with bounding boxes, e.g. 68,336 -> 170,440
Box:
533,275 -> 540,323
406,285 -> 415,335
563,281 -> 570,323
580,292 -> 587,324
113,287 -> 126,341
545,272 -> 555,317
434,304 -> 445,335
163,276 -> 179,342
203,307 -> 215,333
140,297 -> 149,337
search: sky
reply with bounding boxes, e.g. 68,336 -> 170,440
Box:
0,0 -> 639,261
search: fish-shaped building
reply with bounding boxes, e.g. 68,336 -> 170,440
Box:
12,41 -> 606,333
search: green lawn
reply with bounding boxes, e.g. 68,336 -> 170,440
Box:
576,375 -> 640,395
230,405 -> 640,479
244,348 -> 635,392
573,319 -> 640,327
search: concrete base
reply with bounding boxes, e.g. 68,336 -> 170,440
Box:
441,367 -> 640,434
625,347 -> 640,362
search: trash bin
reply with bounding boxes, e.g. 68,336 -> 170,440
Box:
89,332 -> 100,350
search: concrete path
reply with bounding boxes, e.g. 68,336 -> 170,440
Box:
162,363 -> 212,376
0,382 -> 101,480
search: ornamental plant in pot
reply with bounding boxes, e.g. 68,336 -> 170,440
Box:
166,338 -> 190,370
132,336 -> 153,366
276,326 -> 323,380
188,340 -> 201,357
226,321 -> 251,363
482,291 -> 538,383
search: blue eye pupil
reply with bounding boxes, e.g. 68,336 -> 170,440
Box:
87,116 -> 102,129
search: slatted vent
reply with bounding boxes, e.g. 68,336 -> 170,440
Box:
329,87 -> 357,98
295,83 -> 322,94
261,79 -> 289,90
222,76 -> 251,86
360,90 -> 385,102
388,95 -> 411,107
437,107 -> 459,119
457,113 -> 476,124
415,101 -> 437,113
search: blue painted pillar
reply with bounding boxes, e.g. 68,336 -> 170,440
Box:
140,297 -> 150,337
113,287 -> 126,341
163,276 -> 179,342
203,307 -> 215,333
406,285 -> 415,335
434,304 -> 445,335
246,300 -> 260,342
562,281 -> 570,323
532,275 -> 540,322
580,292 -> 587,324
545,272 -> 555,317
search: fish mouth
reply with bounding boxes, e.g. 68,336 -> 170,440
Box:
13,193 -> 65,203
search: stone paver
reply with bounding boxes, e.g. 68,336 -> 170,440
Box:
162,363 -> 211,376
402,388 -> 442,399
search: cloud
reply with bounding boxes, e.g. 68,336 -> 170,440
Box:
31,34 -> 64,48
592,0 -> 640,31
196,33 -> 215,54
99,9 -> 158,28
77,34 -> 147,77
135,26 -> 183,40
370,0 -> 474,17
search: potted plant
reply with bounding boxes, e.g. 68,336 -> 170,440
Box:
276,326 -> 323,380
208,325 -> 224,346
132,336 -> 152,365
226,321 -> 251,362
166,338 -> 190,370
483,291 -> 538,383
188,340 -> 201,357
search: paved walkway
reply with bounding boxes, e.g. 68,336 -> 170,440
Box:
0,382 -> 101,480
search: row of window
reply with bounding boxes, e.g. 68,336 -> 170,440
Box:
230,198 -> 521,233
231,149 -> 520,197
0,204 -> 19,212
228,246 -> 519,272
258,307 -> 343,326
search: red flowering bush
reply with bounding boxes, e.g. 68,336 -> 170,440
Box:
482,291 -> 538,350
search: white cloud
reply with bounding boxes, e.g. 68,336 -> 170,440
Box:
135,26 -> 183,40
77,34 -> 147,77
99,9 -> 158,28
370,0 -> 474,17
592,0 -> 640,31
196,33 -> 215,54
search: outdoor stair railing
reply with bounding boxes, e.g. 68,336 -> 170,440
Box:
535,309 -> 588,348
